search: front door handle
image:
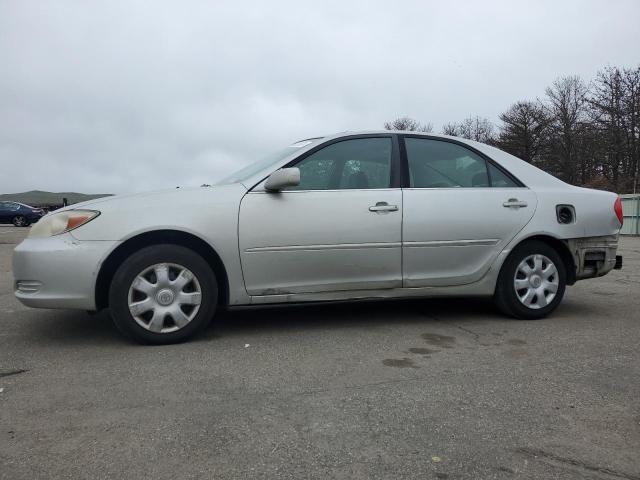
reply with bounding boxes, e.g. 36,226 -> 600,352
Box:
369,201 -> 398,212
503,198 -> 528,208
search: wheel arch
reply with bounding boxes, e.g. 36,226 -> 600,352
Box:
507,234 -> 577,285
95,229 -> 229,310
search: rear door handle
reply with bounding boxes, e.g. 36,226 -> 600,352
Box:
369,202 -> 398,212
503,198 -> 528,208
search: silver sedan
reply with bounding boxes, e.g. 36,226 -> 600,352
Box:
13,131 -> 623,344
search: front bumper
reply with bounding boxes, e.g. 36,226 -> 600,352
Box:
13,233 -> 118,310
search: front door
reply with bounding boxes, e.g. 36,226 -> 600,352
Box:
238,136 -> 403,296
401,136 -> 538,287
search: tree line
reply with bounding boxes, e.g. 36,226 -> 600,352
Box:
384,64 -> 640,193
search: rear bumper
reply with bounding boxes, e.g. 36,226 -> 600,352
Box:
13,234 -> 118,310
567,235 -> 619,281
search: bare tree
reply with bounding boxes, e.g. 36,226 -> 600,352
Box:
384,116 -> 433,132
496,101 -> 550,165
441,122 -> 459,136
624,67 -> 640,193
442,116 -> 495,143
383,63 -> 640,193
459,116 -> 495,143
589,67 -> 628,189
588,66 -> 640,192
543,75 -> 590,184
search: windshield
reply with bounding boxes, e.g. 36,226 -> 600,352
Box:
216,138 -> 322,185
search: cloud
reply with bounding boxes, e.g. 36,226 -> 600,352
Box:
1,0 -> 639,193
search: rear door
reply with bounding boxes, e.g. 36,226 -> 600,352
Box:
401,136 -> 537,287
239,135 -> 403,296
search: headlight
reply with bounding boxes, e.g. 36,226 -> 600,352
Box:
28,210 -> 100,238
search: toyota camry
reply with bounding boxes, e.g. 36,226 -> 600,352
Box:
13,131 -> 624,344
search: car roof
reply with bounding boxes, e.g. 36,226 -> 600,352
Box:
308,130 -> 457,141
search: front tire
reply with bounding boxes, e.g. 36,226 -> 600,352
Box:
109,244 -> 218,344
494,240 -> 566,320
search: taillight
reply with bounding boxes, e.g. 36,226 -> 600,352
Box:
614,197 -> 623,226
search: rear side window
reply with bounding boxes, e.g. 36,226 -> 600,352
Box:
405,138 -> 488,188
487,162 -> 518,188
405,138 -> 518,188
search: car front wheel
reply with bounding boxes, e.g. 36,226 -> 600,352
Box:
494,240 -> 566,319
109,244 -> 218,344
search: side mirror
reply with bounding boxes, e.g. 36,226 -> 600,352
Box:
264,168 -> 300,191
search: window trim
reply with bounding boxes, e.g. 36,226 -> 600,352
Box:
250,134 -> 401,192
398,134 -> 526,189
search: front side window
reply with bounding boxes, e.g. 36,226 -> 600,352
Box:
288,137 -> 392,190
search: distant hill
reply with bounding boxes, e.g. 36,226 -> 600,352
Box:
0,190 -> 113,206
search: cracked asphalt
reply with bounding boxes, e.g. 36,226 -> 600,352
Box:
1,226 -> 639,479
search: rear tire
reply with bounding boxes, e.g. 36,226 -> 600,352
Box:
494,240 -> 566,320
109,244 -> 218,344
12,216 -> 30,227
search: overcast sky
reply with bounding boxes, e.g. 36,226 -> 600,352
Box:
1,0 -> 639,194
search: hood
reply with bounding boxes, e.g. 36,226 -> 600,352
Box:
57,184 -> 247,212
65,182 -> 248,241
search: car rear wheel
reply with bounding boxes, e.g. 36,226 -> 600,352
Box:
109,244 -> 218,344
12,215 -> 30,227
494,240 -> 566,319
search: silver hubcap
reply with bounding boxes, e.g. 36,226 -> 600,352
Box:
128,263 -> 202,333
14,217 -> 25,226
514,254 -> 559,309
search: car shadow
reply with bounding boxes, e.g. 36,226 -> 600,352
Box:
22,297 -> 500,347
201,297 -> 500,342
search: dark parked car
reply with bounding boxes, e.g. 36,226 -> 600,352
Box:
0,201 -> 44,227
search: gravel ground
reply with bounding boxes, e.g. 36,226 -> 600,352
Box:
1,226 -> 639,479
